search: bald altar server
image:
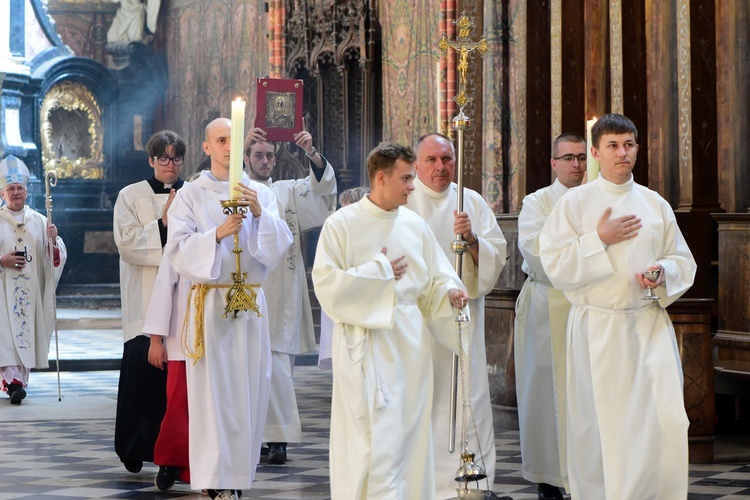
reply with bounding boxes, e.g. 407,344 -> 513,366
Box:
166,118 -> 292,500
407,133 -> 506,498
0,155 -> 66,404
244,122 -> 337,464
113,130 -> 185,473
312,142 -> 469,500
514,133 -> 586,500
540,114 -> 696,500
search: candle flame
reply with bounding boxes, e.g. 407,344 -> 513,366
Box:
234,97 -> 244,102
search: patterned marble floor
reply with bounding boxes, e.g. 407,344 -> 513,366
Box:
1,368 -> 750,499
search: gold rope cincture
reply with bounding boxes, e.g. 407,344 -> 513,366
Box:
181,282 -> 262,364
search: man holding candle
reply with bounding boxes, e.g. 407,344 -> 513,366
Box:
165,117 -> 292,499
539,114 -> 696,499
243,120 -> 337,465
514,133 -> 585,499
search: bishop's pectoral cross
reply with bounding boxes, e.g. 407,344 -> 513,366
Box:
436,11 -> 489,110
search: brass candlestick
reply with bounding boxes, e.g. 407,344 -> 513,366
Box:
220,199 -> 263,319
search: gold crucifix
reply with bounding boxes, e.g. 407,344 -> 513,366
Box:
436,11 -> 489,110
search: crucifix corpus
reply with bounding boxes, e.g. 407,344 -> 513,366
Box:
435,9 -> 493,497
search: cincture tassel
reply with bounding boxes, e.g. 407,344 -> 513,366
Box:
181,282 -> 262,364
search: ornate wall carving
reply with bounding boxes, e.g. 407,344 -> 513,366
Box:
284,0 -> 379,190
47,1 -> 117,65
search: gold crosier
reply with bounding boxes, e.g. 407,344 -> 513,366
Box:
436,10 -> 492,497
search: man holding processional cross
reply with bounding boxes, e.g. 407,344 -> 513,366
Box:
422,12 -> 511,500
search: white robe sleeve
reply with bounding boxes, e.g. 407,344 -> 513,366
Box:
539,193 -> 615,290
419,225 -> 468,354
142,253 -> 176,337
461,192 -> 506,298
246,186 -> 294,270
655,203 -> 697,308
165,191 -> 220,283
113,188 -> 163,268
293,161 -> 337,233
517,193 -> 547,277
312,217 -> 396,330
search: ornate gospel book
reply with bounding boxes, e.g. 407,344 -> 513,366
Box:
254,78 -> 304,142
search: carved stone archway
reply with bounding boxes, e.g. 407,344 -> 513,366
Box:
282,0 -> 382,192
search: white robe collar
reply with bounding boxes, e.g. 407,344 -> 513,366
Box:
551,178 -> 570,196
414,177 -> 455,200
195,170 -> 253,195
361,195 -> 398,219
597,173 -> 634,193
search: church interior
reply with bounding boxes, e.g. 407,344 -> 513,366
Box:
1,0 -> 750,498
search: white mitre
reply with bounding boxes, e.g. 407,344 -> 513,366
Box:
0,155 -> 30,189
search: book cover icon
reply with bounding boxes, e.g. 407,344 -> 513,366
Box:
255,78 -> 304,142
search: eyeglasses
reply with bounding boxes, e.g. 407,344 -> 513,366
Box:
553,154 -> 587,163
153,156 -> 185,166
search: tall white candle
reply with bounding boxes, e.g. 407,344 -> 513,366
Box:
586,117 -> 599,182
229,98 -> 246,200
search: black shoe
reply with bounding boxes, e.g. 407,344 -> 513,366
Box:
260,445 -> 270,455
267,442 -> 287,464
538,483 -> 564,500
155,465 -> 179,490
8,383 -> 26,405
123,460 -> 143,473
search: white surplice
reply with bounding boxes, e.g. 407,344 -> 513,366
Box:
259,161 -> 336,443
165,171 -> 292,491
539,175 -> 696,500
312,196 -> 465,500
0,206 -> 66,370
406,178 -> 506,498
113,180 -> 171,343
514,179 -> 570,489
142,253 -> 189,361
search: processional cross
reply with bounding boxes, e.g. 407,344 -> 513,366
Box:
436,12 -> 489,110
435,10 -> 493,496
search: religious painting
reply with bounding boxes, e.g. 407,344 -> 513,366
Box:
255,78 -> 303,142
40,80 -> 105,179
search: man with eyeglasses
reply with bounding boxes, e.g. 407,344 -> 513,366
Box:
514,132 -> 585,499
0,155 -> 66,405
113,130 -> 186,476
243,119 -> 337,465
